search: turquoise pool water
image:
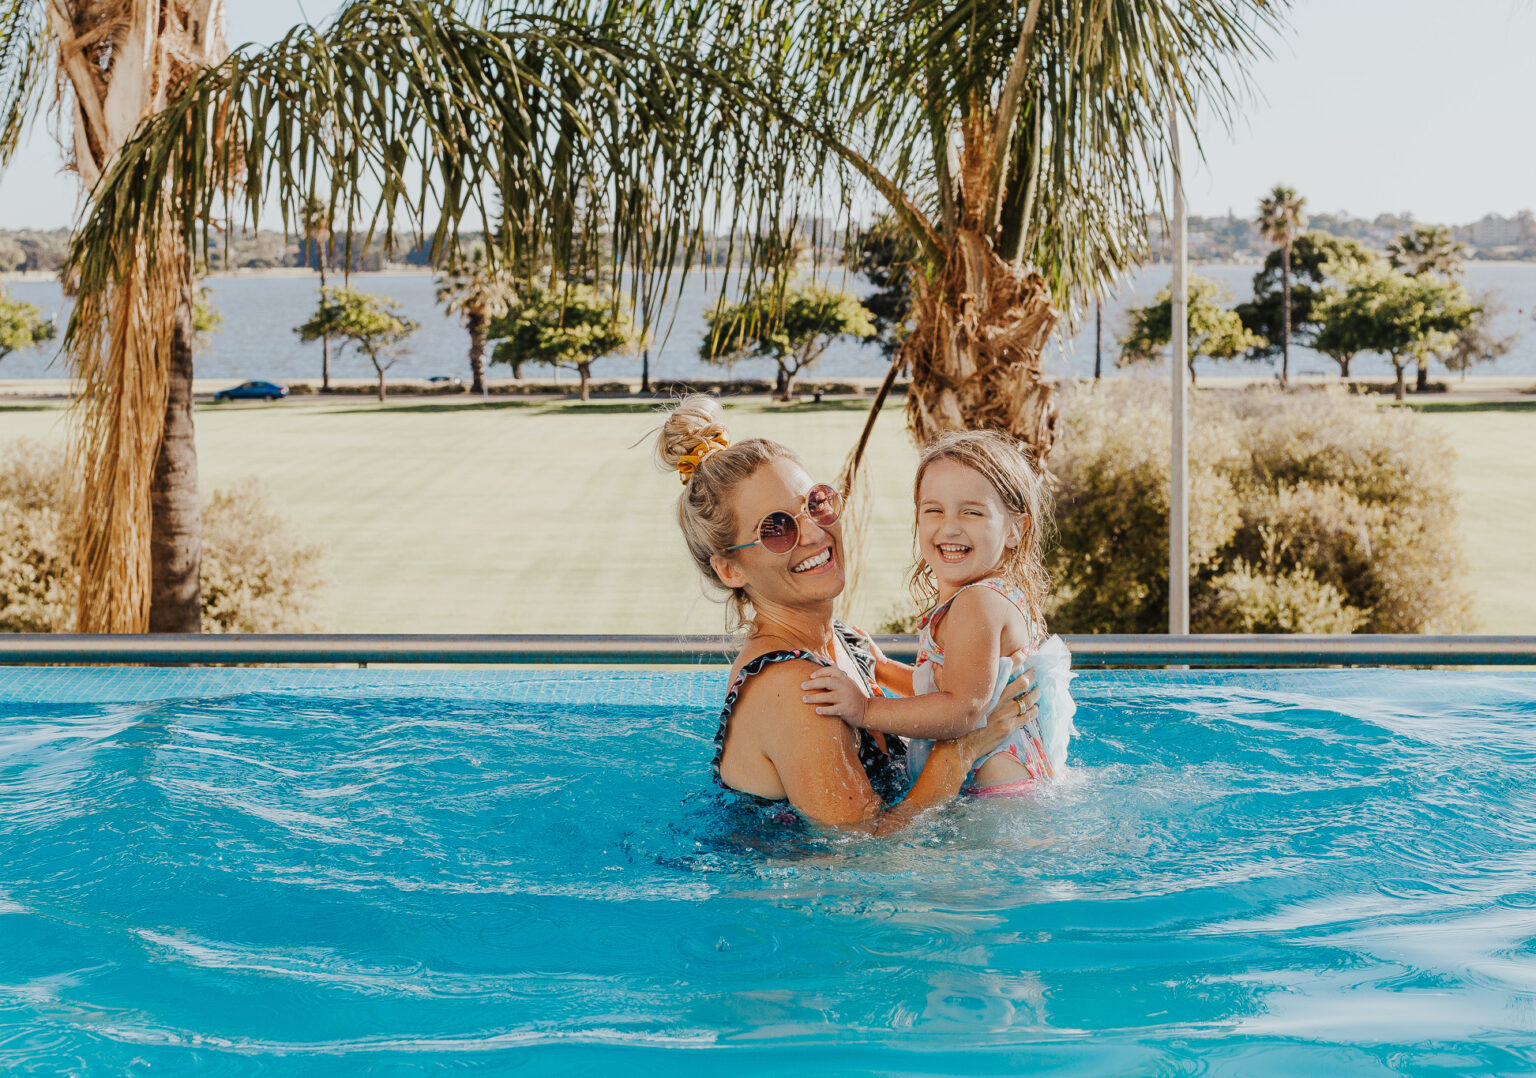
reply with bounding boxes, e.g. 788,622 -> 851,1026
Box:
1,667 -> 1534,1074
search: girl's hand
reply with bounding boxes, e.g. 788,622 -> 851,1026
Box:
957,668 -> 1040,764
801,668 -> 870,727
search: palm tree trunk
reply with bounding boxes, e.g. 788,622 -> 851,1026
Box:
466,309 -> 487,394
1094,300 -> 1102,380
1279,244 -> 1292,388
641,347 -> 651,394
906,229 -> 1059,459
319,253 -> 332,391
148,258 -> 204,633
578,362 -> 591,402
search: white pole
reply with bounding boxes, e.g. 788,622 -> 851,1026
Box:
1169,108 -> 1190,635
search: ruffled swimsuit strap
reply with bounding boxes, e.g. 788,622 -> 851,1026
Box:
713,622 -> 906,804
918,578 -> 1040,668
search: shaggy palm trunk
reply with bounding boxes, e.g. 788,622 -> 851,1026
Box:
318,252 -> 332,391
1279,244 -> 1292,388
905,230 -> 1059,459
466,309 -> 488,394
148,258 -> 203,632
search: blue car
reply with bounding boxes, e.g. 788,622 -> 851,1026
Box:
214,380 -> 289,402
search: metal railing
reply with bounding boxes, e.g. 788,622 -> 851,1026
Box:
0,634 -> 1533,667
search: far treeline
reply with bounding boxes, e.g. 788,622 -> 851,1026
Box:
1118,186 -> 1523,400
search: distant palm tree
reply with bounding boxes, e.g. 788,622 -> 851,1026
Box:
300,196 -> 335,391
435,247 -> 517,395
1256,185 -> 1308,388
0,0 -> 227,632
1387,225 -> 1467,279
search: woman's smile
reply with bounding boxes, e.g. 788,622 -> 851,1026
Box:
790,546 -> 834,573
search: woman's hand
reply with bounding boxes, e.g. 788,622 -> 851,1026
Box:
957,667 -> 1040,765
800,667 -> 870,727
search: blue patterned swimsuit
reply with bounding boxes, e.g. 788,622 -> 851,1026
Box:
712,621 -> 909,809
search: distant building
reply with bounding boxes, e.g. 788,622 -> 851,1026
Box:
1470,214 -> 1522,247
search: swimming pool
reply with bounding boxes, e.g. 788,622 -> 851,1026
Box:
2,665 -> 1533,1074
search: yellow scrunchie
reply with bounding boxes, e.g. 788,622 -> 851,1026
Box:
677,433 -> 731,484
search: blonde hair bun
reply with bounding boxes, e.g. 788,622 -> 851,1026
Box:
656,393 -> 731,473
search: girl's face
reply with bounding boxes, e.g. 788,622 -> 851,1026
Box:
917,458 -> 1024,596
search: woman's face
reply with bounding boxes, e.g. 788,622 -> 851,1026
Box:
711,457 -> 846,610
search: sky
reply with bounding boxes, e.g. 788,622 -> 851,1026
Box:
2,0 -> 1532,229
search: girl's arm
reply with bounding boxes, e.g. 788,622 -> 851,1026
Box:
867,637 -> 915,697
739,660 -> 1039,831
804,588 -> 1010,739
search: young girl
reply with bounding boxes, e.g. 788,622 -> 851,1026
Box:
803,429 -> 1075,794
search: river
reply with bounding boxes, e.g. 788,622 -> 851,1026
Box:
4,262 -> 1533,384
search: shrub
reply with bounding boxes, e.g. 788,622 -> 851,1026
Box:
0,441 -> 327,632
1045,381 -> 1474,634
200,479 -> 328,633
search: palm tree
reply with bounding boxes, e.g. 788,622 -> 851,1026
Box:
57,0 -> 1284,618
300,195 -> 335,391
1387,224 -> 1467,280
1,0 -> 227,632
1255,185 -> 1307,388
435,247 -> 517,395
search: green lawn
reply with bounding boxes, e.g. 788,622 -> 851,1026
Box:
3,395 -> 1532,633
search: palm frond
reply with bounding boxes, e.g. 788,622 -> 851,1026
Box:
0,0 -> 49,171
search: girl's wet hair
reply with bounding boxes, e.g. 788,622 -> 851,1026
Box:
908,429 -> 1054,628
655,394 -> 802,629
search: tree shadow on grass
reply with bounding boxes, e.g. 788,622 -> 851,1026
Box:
311,398 -> 552,416
773,397 -> 881,413
1400,399 -> 1536,414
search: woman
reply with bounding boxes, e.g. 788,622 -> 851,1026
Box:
657,395 -> 1041,831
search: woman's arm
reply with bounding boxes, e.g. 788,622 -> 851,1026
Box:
806,589 -> 1009,739
732,660 -> 1038,830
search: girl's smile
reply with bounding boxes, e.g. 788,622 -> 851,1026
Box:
918,458 -> 1024,598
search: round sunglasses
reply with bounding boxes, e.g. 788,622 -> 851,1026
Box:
726,484 -> 845,554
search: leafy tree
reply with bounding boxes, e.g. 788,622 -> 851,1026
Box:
1387,224 -> 1473,390
1387,225 -> 1467,279
490,284 -> 638,402
851,215 -> 920,359
1255,185 -> 1308,387
436,247 -> 517,394
296,288 -> 418,402
702,280 -> 875,400
1235,232 -> 1374,363
0,290 -> 53,362
0,235 -> 23,272
192,285 -> 223,348
1312,262 -> 1476,400
2,0 -> 228,632
1116,275 -> 1264,385
1443,292 -> 1515,377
